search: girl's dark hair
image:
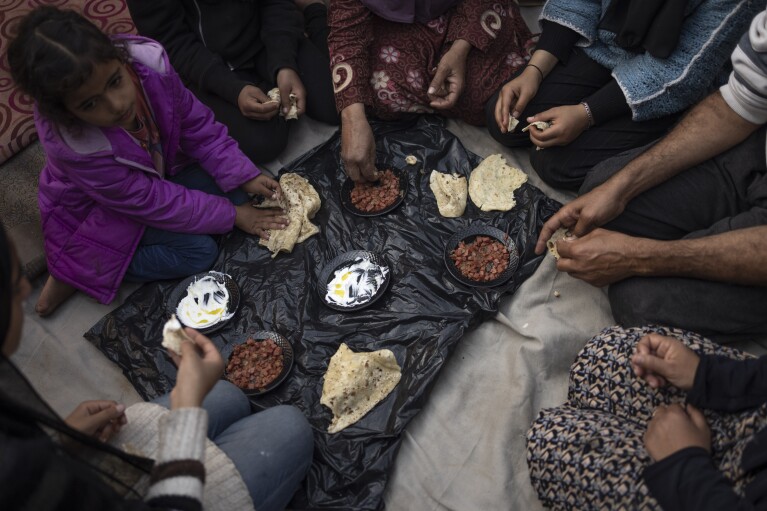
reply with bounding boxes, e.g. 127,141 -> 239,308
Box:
7,6 -> 128,126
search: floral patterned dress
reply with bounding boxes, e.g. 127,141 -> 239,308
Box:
328,0 -> 534,125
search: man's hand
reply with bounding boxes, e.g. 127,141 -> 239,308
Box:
65,400 -> 127,442
428,39 -> 470,110
242,174 -> 281,199
340,103 -> 378,182
168,328 -> 225,409
645,403 -> 711,461
234,203 -> 289,239
535,182 -> 628,254
526,105 -> 590,149
631,334 -> 700,390
238,85 -> 280,120
494,66 -> 541,133
276,68 -> 307,118
555,229 -> 646,286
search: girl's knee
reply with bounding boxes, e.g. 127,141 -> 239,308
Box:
530,149 -> 587,191
271,405 -> 313,459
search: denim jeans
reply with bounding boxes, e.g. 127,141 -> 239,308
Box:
154,380 -> 313,511
124,165 -> 249,282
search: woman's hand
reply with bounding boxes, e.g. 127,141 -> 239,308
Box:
341,103 -> 378,182
168,328 -> 225,409
276,68 -> 307,118
238,85 -> 280,121
494,66 -> 542,133
631,334 -> 701,390
526,104 -> 590,149
645,403 -> 711,461
234,203 -> 289,239
242,174 -> 282,200
428,39 -> 471,110
65,400 -> 127,442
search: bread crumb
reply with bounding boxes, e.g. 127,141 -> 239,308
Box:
405,155 -> 418,165
554,291 -> 561,298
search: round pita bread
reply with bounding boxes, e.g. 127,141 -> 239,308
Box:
468,154 -> 528,212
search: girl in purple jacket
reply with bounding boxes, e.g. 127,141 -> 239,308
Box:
8,7 -> 290,316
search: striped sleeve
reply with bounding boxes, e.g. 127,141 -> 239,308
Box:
721,9 -> 767,124
145,408 -> 208,511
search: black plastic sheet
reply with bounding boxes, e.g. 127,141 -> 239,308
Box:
85,116 -> 560,510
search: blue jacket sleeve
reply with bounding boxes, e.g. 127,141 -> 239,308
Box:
687,354 -> 767,412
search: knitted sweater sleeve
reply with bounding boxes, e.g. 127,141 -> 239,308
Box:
541,0 -> 762,121
145,408 -> 208,510
720,8 -> 767,124
611,0 -> 761,121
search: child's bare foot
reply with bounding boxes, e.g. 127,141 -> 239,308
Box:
295,0 -> 324,10
36,275 -> 76,317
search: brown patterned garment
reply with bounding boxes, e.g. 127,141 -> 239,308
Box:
328,0 -> 534,125
0,0 -> 135,164
526,325 -> 764,510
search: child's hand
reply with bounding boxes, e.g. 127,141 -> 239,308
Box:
234,204 -> 289,239
631,334 -> 700,390
168,328 -> 224,409
243,174 -> 281,200
238,85 -> 280,121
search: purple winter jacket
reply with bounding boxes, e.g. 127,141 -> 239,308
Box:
35,36 -> 260,304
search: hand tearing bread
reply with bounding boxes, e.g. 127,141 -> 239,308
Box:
267,88 -> 299,120
162,314 -> 192,355
546,227 -> 575,260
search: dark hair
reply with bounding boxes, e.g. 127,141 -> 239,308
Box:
6,6 -> 128,126
0,224 -> 12,348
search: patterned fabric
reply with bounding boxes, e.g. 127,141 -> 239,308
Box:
328,0 -> 535,125
0,0 -> 135,164
526,325 -> 764,510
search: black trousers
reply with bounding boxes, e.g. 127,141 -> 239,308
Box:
189,5 -> 338,164
484,49 -> 679,190
582,127 -> 767,341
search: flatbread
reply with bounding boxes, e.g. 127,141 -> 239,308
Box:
468,154 -> 528,212
429,170 -> 467,217
266,88 -> 299,120
162,315 -> 191,355
546,227 -> 573,260
507,114 -> 519,133
320,343 -> 401,434
257,173 -> 320,257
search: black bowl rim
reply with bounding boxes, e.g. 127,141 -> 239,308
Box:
221,330 -> 294,396
319,250 -> 391,311
443,224 -> 520,288
339,166 -> 409,217
167,271 -> 240,335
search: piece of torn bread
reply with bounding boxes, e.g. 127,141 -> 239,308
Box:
256,173 -> 320,258
429,170 -> 467,217
546,227 -> 574,260
267,88 -> 299,120
162,314 -> 192,355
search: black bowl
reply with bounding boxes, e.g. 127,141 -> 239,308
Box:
340,167 -> 408,217
221,330 -> 294,396
319,250 -> 391,311
167,271 -> 240,335
444,224 -> 520,288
